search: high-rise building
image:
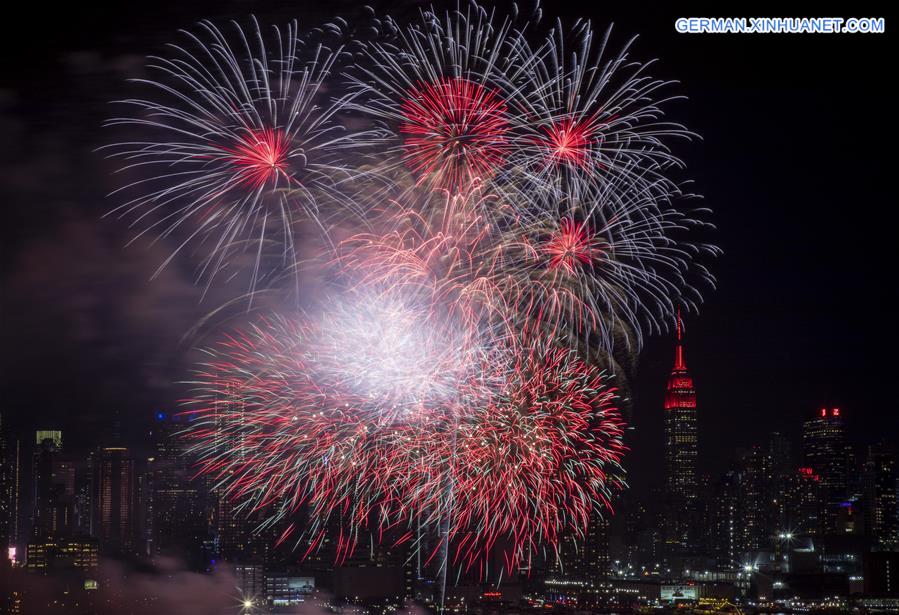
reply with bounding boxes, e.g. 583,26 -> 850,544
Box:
617,493 -> 661,568
768,432 -> 793,535
149,411 -> 205,563
216,494 -> 251,560
31,435 -> 75,539
738,446 -> 776,551
784,467 -> 823,536
710,469 -> 742,570
136,464 -> 154,557
97,447 -> 134,553
768,432 -> 793,477
74,467 -> 94,538
584,513 -> 610,581
663,312 -> 698,550
207,395 -> 267,564
234,563 -> 265,606
802,408 -> 848,534
0,415 -> 15,554
549,512 -> 611,581
6,438 -> 21,558
864,443 -> 898,550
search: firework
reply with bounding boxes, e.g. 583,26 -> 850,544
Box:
338,174 -> 716,355
442,337 -> 626,573
185,307 -> 625,573
348,4 -> 694,204
183,289 -> 490,560
398,77 -> 511,190
104,17 -> 358,290
494,174 -> 718,352
336,182 -> 511,336
100,1 -> 721,581
501,19 -> 695,200
345,3 -> 539,194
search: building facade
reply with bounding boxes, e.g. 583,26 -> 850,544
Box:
802,408 -> 848,534
97,447 -> 134,553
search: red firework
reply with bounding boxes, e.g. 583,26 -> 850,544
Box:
544,217 -> 602,274
399,77 -> 510,190
223,128 -> 291,188
431,339 -> 626,573
539,117 -> 595,169
337,191 -> 508,332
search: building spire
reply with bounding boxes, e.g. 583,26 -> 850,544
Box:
674,308 -> 686,371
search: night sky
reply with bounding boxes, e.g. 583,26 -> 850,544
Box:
1,1 -> 895,493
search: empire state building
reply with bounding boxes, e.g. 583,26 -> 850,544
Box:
664,311 -> 698,504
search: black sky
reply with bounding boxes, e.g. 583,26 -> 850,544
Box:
1,1 -> 895,489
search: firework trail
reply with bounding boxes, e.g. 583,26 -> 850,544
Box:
184,305 -> 624,572
336,182 -> 511,337
440,337 -> 625,574
104,17 -> 361,292
184,287 -> 498,559
339,175 -> 716,355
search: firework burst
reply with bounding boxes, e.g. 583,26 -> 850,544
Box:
399,77 -> 511,190
543,217 -> 602,274
492,169 -> 718,353
345,3 -> 540,194
502,19 -> 695,199
183,290 -> 488,561
184,307 -> 625,573
443,337 -> 626,572
336,182 -> 512,337
104,17 -> 359,290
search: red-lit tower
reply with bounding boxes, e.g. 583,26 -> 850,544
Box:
664,311 -> 698,505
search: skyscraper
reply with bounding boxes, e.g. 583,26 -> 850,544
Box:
864,443 -> 898,550
739,445 -> 775,551
0,414 -> 16,555
7,438 -> 21,557
98,447 -> 134,553
784,466 -> 823,535
150,412 -> 206,563
663,312 -> 698,549
802,408 -> 847,534
31,433 -> 75,539
584,513 -> 610,581
664,313 -> 698,500
710,469 -> 742,570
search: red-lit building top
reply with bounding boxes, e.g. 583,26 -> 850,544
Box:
664,313 -> 696,411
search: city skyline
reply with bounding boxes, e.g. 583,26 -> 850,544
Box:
2,332 -> 896,610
